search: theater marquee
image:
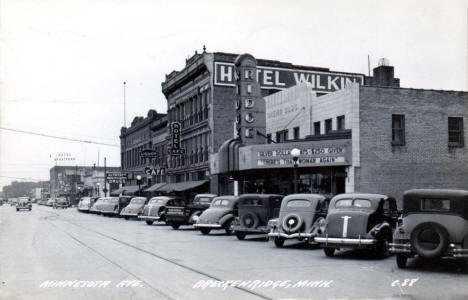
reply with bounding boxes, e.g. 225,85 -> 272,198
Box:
238,140 -> 352,170
214,62 -> 364,93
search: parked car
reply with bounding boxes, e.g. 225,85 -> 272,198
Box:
194,196 -> 240,235
16,197 -> 31,211
390,189 -> 468,269
120,197 -> 148,220
268,194 -> 330,247
9,198 -> 18,206
314,193 -> 398,258
232,194 -> 283,240
166,194 -> 217,229
53,197 -> 69,209
139,196 -> 183,225
101,196 -> 132,216
46,198 -> 55,207
77,197 -> 93,212
89,198 -> 105,214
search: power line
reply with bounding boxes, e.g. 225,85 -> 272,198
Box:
0,127 -> 120,147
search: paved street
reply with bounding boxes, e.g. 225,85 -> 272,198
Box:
1,204 -> 467,300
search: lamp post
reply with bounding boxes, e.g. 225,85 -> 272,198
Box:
136,175 -> 142,196
291,148 -> 301,194
96,183 -> 101,197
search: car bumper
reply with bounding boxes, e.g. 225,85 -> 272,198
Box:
194,223 -> 223,229
232,226 -> 270,234
101,211 -> 119,215
268,232 -> 314,239
120,213 -> 139,217
314,237 -> 377,245
138,215 -> 161,221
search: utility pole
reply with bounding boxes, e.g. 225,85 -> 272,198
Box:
104,157 -> 108,197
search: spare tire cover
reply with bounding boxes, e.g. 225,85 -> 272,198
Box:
282,213 -> 303,233
241,212 -> 259,229
410,222 -> 449,259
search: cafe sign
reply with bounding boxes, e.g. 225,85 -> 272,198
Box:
239,139 -> 351,170
214,62 -> 364,93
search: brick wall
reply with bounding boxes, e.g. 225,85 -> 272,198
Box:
357,86 -> 468,204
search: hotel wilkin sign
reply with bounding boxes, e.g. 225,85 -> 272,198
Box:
214,62 -> 364,93
239,140 -> 351,170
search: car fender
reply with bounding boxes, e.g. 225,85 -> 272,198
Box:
219,213 -> 234,226
369,221 -> 391,237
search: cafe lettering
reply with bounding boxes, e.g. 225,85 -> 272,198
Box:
214,62 -> 364,92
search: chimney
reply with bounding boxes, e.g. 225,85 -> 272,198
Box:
370,58 -> 400,87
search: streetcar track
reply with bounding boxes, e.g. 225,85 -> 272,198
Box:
45,217 -> 176,300
43,208 -> 273,300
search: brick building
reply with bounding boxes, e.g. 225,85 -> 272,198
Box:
161,50 -> 389,194
119,109 -> 168,190
225,81 -> 468,202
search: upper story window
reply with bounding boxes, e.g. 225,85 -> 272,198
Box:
275,130 -> 288,143
266,133 -> 272,144
448,117 -> 464,147
293,127 -> 300,140
314,122 -> 321,135
337,115 -> 345,131
392,114 -> 405,146
325,119 -> 332,134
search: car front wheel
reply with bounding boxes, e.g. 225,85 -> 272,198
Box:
200,228 -> 211,235
274,237 -> 285,248
146,220 -> 154,225
224,220 -> 233,235
171,223 -> 180,230
396,254 -> 408,268
235,231 -> 246,240
324,248 -> 335,257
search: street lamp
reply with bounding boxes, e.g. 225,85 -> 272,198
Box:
96,183 -> 101,197
136,175 -> 142,196
291,148 -> 301,194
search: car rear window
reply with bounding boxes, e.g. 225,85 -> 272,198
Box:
195,197 -> 213,204
243,198 -> 263,206
421,198 -> 450,211
131,198 -> 145,204
335,198 -> 371,208
287,200 -> 311,207
212,199 -> 231,207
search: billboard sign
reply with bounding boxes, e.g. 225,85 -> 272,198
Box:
214,62 -> 364,93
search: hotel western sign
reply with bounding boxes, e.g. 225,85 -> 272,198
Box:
239,139 -> 351,170
214,62 -> 364,92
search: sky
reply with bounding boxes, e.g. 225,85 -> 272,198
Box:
1,0 -> 467,189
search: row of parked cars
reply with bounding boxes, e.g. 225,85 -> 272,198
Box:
75,189 -> 468,271
37,197 -> 70,209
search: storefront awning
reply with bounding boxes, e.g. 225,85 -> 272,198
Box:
110,185 -> 140,196
158,180 -> 208,193
145,183 -> 167,192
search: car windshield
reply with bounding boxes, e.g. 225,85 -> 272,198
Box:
335,198 -> 371,208
243,198 -> 263,206
131,198 -> 145,204
82,199 -> 90,203
287,200 -> 311,207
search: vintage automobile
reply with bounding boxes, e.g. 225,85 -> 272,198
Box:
53,197 -> 69,209
46,198 -> 55,207
268,194 -> 330,247
166,194 -> 217,229
77,197 -> 93,212
120,197 -> 148,220
390,189 -> 468,269
314,193 -> 398,258
194,196 -> 240,235
232,194 -> 283,240
89,197 -> 105,214
16,197 -> 32,211
139,196 -> 183,225
100,196 -> 132,216
9,198 -> 18,206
